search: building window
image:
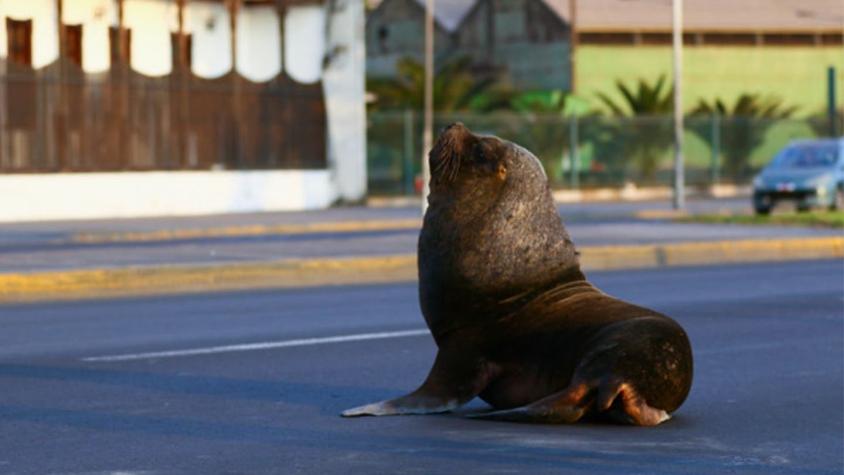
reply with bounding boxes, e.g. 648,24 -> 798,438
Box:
640,32 -> 670,45
579,32 -> 636,45
65,24 -> 83,67
820,33 -> 844,45
6,18 -> 33,66
378,25 -> 389,53
701,32 -> 757,45
763,33 -> 816,46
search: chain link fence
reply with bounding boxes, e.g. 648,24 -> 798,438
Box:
368,110 -> 843,195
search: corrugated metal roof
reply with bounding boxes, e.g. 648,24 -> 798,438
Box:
391,0 -> 844,32
552,0 -> 844,32
409,0 -> 476,31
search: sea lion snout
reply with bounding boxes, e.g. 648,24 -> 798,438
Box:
432,122 -> 472,155
430,123 -> 509,179
429,123 -> 476,183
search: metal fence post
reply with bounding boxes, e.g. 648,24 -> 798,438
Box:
671,0 -> 685,210
403,109 -> 415,195
828,66 -> 838,137
569,116 -> 579,189
710,113 -> 720,185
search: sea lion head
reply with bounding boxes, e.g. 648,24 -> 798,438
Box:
420,123 -> 582,336
427,122 -> 548,212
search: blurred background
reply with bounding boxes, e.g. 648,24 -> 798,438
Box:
365,0 -> 844,195
0,0 -> 841,220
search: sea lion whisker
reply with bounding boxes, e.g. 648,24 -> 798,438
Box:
449,153 -> 461,182
433,150 -> 451,173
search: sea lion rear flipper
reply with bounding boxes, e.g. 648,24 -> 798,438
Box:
467,379 -> 593,424
341,344 -> 497,417
469,378 -> 672,426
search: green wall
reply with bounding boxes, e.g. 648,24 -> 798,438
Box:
576,45 -> 844,117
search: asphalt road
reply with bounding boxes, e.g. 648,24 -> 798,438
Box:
1,199 -> 840,273
0,198 -> 752,244
0,260 -> 842,474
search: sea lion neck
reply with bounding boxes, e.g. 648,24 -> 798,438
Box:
419,129 -> 582,338
420,183 -> 581,295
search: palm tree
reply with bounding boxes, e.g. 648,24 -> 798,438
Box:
366,56 -> 509,112
595,75 -> 673,116
499,90 -> 572,181
592,76 -> 674,180
510,90 -> 569,114
366,56 -> 511,193
690,94 -> 797,181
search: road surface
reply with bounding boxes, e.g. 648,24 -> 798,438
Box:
0,260 -> 842,474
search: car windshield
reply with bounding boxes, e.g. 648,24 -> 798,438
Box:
769,144 -> 839,169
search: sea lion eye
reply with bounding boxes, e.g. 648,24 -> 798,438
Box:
497,162 -> 507,181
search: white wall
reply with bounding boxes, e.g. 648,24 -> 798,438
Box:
324,0 -> 367,201
185,1 -> 231,79
0,0 -> 59,68
63,0 -> 116,73
0,170 -> 337,222
0,0 -> 334,86
124,0 -> 174,76
285,5 -> 325,84
236,5 -> 281,82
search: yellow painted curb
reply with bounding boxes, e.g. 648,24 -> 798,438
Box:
634,209 -> 691,220
580,236 -> 844,270
72,218 -> 422,244
0,255 -> 418,303
1,237 -> 841,303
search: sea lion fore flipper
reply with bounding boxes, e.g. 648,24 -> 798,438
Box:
341,343 -> 498,417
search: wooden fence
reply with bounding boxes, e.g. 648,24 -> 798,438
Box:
0,58 -> 327,173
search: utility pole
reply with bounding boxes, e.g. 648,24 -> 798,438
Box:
421,0 -> 434,213
568,0 -> 577,92
671,0 -> 685,210
422,0 -> 434,214
828,66 -> 838,136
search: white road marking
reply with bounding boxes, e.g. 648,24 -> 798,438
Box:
82,328 -> 817,363
82,328 -> 431,363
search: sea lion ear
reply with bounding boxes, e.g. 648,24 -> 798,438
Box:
497,162 -> 507,181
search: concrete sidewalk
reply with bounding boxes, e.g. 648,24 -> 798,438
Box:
0,198 -> 841,302
0,197 -> 751,246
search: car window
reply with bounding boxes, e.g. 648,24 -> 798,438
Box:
770,144 -> 839,168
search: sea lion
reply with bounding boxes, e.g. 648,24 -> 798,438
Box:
342,123 -> 693,425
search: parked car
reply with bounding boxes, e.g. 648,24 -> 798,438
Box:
752,138 -> 844,215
